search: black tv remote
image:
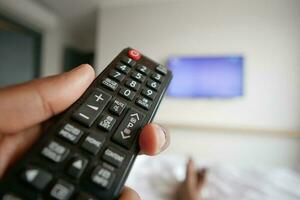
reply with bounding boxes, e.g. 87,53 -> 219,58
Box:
0,48 -> 172,200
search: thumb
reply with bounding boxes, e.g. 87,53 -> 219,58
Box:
0,64 -> 95,134
119,187 -> 141,200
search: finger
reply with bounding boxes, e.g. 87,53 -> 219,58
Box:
196,168 -> 207,190
119,186 -> 141,200
185,158 -> 197,186
0,64 -> 95,134
0,125 -> 41,178
139,123 -> 169,155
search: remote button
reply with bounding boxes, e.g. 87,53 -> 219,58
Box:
102,147 -> 126,167
155,65 -> 168,75
141,88 -> 156,100
109,99 -> 127,116
147,79 -> 160,91
72,89 -> 112,127
128,49 -> 141,61
136,97 -> 152,110
102,77 -> 119,91
21,166 -> 52,190
109,69 -> 125,82
81,133 -> 105,155
50,180 -> 74,200
41,141 -> 69,163
91,165 -> 115,189
76,193 -> 97,200
58,123 -> 83,144
121,56 -> 136,67
125,79 -> 141,91
151,72 -> 163,83
116,62 -> 131,74
131,71 -> 146,83
119,88 -> 135,101
112,109 -> 145,149
67,157 -> 88,179
2,194 -> 23,200
136,64 -> 150,75
98,114 -> 116,131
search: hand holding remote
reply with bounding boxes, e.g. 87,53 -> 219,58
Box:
0,64 -> 169,199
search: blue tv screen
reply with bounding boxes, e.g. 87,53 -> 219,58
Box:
167,56 -> 244,98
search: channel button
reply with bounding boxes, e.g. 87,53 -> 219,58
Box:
112,109 -> 145,149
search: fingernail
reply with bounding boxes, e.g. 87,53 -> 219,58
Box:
155,124 -> 167,151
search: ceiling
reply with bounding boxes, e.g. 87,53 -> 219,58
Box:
31,0 -> 180,51
32,0 -> 179,21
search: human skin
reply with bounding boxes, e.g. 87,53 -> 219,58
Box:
0,64 -> 170,200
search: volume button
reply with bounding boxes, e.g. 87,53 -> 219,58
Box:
72,89 -> 112,127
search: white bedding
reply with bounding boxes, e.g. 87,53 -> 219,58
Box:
126,155 -> 300,200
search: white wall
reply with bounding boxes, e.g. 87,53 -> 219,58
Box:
166,128 -> 300,167
95,0 -> 300,131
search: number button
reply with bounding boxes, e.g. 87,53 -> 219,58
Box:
142,88 -> 156,100
131,71 -> 146,83
151,72 -> 163,83
109,70 -> 125,82
119,88 -> 135,101
121,56 -> 136,67
147,80 -> 160,91
125,79 -> 141,91
136,64 -> 150,75
116,62 -> 130,74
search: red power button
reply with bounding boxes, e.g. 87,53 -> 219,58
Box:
128,49 -> 141,60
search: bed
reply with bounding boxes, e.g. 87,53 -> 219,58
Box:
126,155 -> 300,200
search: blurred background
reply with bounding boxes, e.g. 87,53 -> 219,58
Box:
0,0 -> 300,199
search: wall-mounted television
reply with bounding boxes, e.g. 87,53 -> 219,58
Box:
167,56 -> 244,98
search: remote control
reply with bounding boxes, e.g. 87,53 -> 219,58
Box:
0,48 -> 172,200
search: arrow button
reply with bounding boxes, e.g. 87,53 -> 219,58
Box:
121,131 -> 131,139
67,157 -> 88,179
130,113 -> 140,120
112,108 -> 145,149
22,166 -> 53,190
25,169 -> 38,182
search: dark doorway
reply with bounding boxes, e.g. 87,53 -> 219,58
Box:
64,48 -> 94,72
